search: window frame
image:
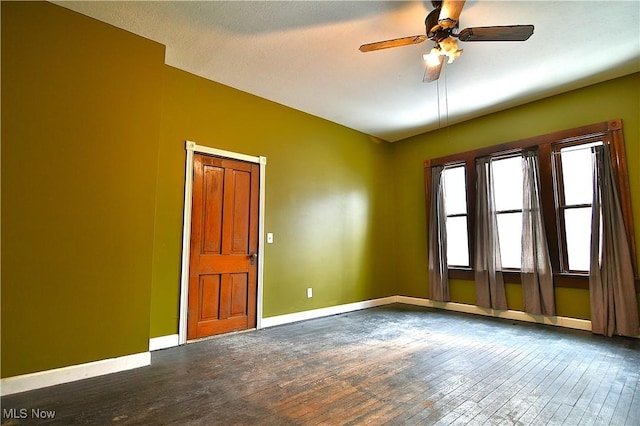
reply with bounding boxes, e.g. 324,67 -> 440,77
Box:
442,163 -> 470,268
487,153 -> 526,271
552,138 -> 604,274
424,119 -> 637,289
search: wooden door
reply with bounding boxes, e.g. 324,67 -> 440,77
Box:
187,153 -> 259,339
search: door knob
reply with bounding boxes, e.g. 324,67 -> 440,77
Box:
249,252 -> 257,265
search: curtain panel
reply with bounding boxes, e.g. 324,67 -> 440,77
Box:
589,145 -> 639,337
474,158 -> 507,310
428,165 -> 449,302
521,152 -> 555,315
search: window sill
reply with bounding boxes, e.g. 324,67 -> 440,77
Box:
446,269 -> 591,289
554,273 -> 589,289
448,268 -> 473,280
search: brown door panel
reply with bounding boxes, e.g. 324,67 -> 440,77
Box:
188,153 -> 259,340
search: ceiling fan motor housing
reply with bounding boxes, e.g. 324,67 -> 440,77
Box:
425,7 -> 455,42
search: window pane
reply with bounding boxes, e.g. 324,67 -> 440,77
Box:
564,207 -> 592,271
492,156 -> 523,212
443,166 -> 467,215
560,142 -> 601,205
496,212 -> 522,269
446,216 -> 469,267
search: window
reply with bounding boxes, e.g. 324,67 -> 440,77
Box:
491,155 -> 524,269
424,120 -> 637,288
442,165 -> 469,267
553,140 -> 603,273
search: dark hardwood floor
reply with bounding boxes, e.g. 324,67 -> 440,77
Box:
2,304 -> 639,425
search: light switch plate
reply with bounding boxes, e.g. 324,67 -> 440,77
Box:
267,233 -> 273,244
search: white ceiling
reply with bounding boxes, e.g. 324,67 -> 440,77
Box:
54,1 -> 640,142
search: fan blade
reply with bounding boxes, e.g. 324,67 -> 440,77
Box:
359,35 -> 427,52
423,55 -> 445,83
457,25 -> 534,42
439,0 -> 466,28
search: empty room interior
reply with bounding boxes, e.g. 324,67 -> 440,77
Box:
1,1 -> 639,424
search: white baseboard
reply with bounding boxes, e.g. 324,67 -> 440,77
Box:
260,295 -> 594,332
149,334 -> 180,351
0,352 -> 150,397
0,295 -> 604,397
395,296 -> 592,331
260,296 -> 396,328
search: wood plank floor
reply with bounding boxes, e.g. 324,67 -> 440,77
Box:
2,304 -> 639,425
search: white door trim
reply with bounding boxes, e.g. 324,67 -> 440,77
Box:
179,141 -> 266,345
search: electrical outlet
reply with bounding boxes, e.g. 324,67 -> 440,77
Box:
307,288 -> 313,298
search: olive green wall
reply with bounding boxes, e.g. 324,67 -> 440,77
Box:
1,2 -> 165,377
392,73 -> 640,320
150,66 -> 396,336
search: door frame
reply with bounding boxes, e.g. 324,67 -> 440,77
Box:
178,141 -> 266,345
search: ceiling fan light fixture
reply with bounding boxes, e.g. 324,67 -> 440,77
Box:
438,37 -> 463,63
423,48 -> 443,67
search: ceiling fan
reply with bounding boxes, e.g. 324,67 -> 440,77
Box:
359,0 -> 534,82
